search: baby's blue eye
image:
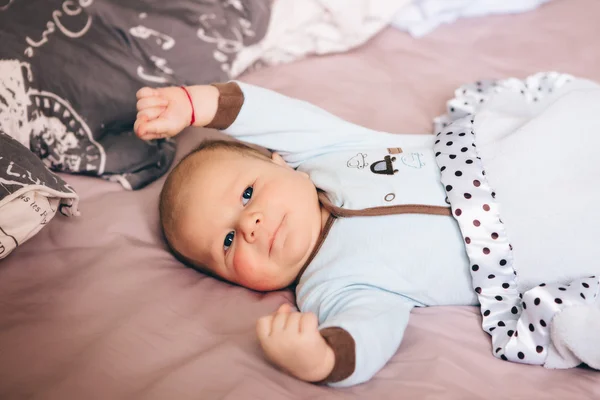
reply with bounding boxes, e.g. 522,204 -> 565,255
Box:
242,186 -> 253,205
224,231 -> 234,251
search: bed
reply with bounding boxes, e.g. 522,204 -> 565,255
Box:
1,0 -> 599,398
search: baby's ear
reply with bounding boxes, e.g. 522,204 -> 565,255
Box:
271,152 -> 288,167
272,152 -> 309,179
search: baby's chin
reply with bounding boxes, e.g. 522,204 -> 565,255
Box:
236,272 -> 295,292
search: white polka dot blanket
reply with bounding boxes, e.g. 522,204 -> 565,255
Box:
434,72 -> 600,370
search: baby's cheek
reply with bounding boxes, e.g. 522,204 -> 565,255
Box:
232,248 -> 255,278
232,248 -> 276,291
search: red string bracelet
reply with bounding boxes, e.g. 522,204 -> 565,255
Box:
180,86 -> 195,126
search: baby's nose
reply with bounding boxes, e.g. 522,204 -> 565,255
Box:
240,212 -> 263,242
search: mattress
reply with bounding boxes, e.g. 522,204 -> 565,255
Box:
1,0 -> 599,398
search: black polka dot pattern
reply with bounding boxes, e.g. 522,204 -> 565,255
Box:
432,72 -> 599,368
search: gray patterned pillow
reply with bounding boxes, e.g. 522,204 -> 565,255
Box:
0,0 -> 270,189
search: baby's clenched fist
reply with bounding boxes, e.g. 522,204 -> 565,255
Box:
134,85 -> 219,140
256,303 -> 335,382
134,86 -> 192,140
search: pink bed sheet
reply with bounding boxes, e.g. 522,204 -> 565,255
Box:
1,0 -> 600,398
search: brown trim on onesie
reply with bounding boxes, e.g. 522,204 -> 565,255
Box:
295,213 -> 336,284
206,82 -> 244,130
318,191 -> 452,218
319,327 -> 356,384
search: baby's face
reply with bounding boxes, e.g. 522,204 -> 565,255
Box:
176,149 -> 325,291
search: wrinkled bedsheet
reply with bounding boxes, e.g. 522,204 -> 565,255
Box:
1,0 -> 600,398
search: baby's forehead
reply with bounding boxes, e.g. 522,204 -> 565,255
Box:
174,211 -> 215,266
175,155 -> 239,253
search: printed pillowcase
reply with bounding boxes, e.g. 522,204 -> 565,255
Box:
0,130 -> 79,260
0,0 -> 270,189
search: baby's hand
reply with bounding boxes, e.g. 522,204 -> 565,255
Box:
134,86 -> 192,140
256,303 -> 335,382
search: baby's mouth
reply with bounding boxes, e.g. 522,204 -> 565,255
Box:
269,215 -> 285,256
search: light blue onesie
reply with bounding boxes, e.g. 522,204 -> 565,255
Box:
219,82 -> 475,387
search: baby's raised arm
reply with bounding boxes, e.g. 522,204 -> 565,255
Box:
134,82 -> 380,164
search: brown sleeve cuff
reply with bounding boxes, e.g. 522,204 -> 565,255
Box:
319,327 -> 356,384
206,82 -> 245,130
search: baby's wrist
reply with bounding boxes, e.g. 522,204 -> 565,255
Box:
310,344 -> 336,382
296,340 -> 335,383
187,85 -> 219,127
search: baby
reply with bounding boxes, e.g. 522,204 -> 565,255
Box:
134,77 -> 600,387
